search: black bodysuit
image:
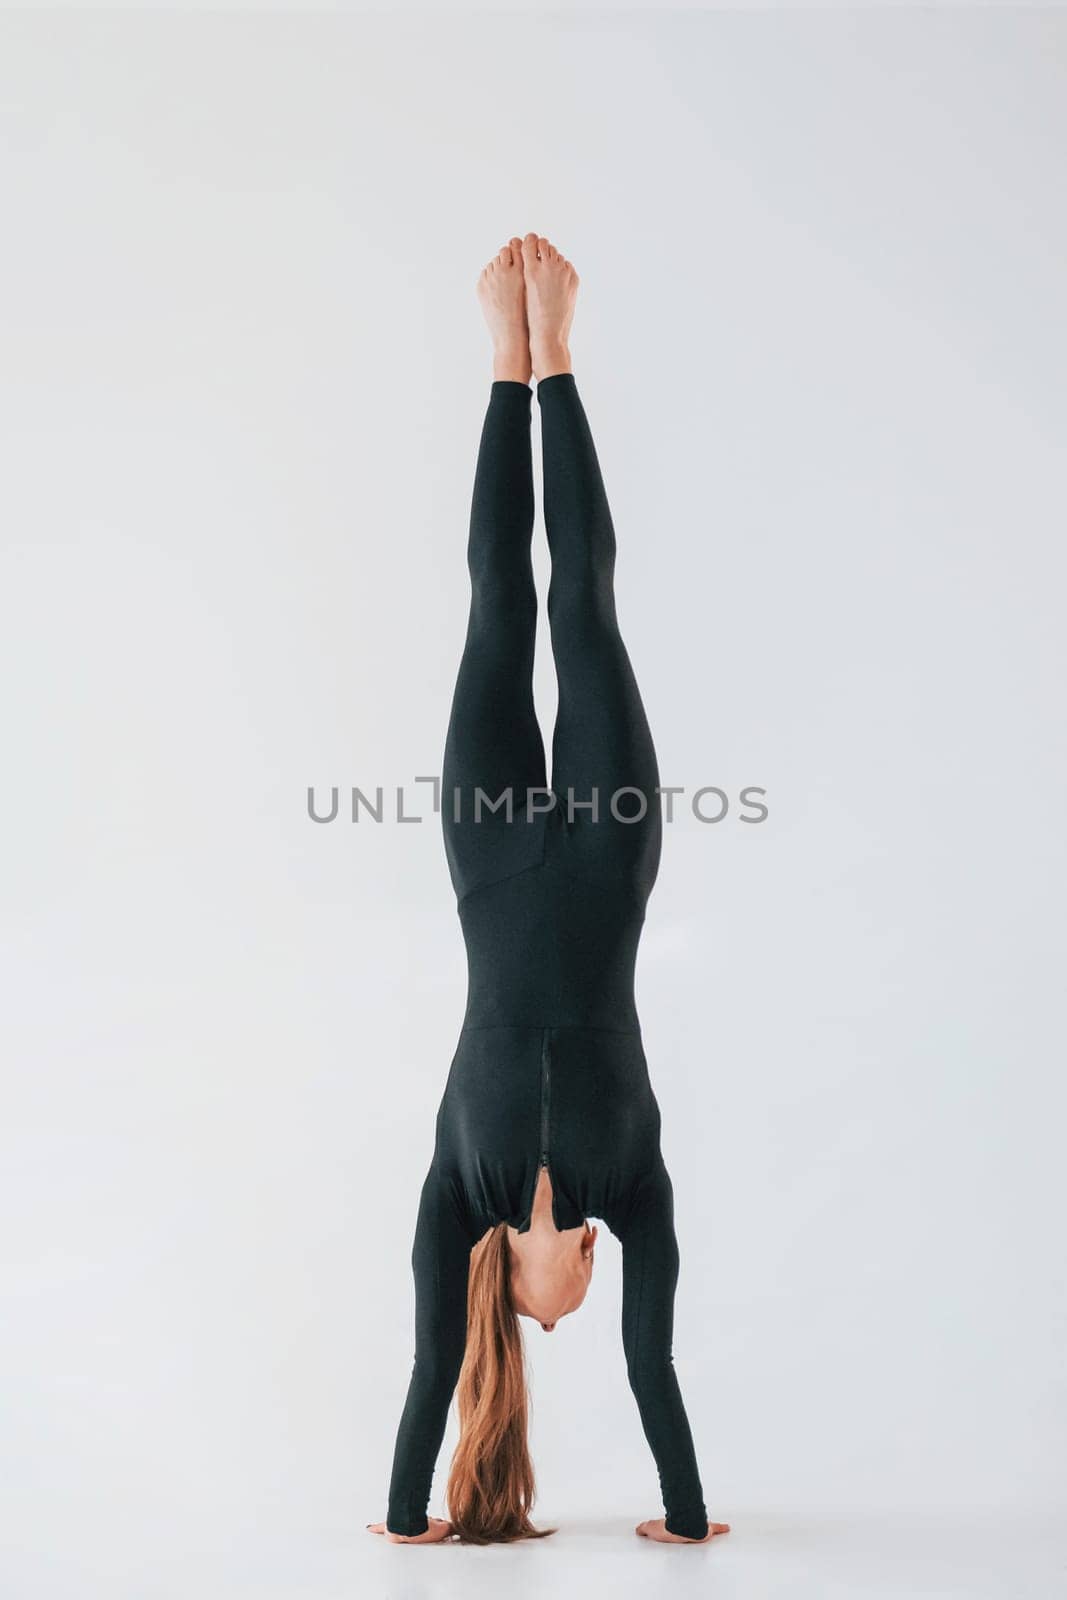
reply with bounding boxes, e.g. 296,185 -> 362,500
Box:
385,375 -> 709,1540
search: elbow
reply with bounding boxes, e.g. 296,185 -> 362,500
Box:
410,1341 -> 466,1394
625,1351 -> 676,1396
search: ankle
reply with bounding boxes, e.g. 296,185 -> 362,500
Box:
493,342 -> 532,385
531,339 -> 572,380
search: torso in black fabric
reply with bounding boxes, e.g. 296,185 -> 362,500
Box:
385,375 -> 708,1541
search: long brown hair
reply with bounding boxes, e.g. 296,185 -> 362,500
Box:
445,1222 -> 556,1544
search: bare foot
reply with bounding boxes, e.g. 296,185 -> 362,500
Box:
635,1517 -> 731,1544
367,1516 -> 455,1544
521,233 -> 579,380
476,237 -> 531,384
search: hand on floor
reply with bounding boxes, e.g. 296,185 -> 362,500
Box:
366,1516 -> 454,1544
635,1516 -> 730,1544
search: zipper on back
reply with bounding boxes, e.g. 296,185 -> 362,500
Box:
539,1028 -> 551,1166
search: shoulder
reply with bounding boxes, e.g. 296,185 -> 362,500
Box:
603,1157 -> 674,1239
429,1160 -> 491,1249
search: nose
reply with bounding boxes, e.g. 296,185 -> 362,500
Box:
541,1321 -> 557,1332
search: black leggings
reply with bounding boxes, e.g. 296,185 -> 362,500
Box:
442,374 -> 662,905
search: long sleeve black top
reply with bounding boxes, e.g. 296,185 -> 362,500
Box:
384,848 -> 709,1540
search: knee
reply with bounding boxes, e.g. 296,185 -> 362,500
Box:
469,568 -> 537,623
546,566 -> 615,632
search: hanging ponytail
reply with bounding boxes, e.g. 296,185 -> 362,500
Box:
445,1223 -> 556,1544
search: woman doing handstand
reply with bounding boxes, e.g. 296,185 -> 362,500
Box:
369,234 -> 730,1549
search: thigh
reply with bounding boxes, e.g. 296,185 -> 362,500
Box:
442,628 -> 548,900
548,613 -> 662,898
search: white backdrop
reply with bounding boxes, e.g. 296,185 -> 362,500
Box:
2,9 -> 1065,1599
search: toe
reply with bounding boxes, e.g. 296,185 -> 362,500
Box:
537,235 -> 551,259
508,235 -> 523,259
522,232 -> 540,264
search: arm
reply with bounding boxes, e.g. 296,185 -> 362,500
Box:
613,1158 -> 709,1539
385,1161 -> 474,1536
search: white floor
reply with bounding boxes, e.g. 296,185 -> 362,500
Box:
19,1510 -> 1056,1600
